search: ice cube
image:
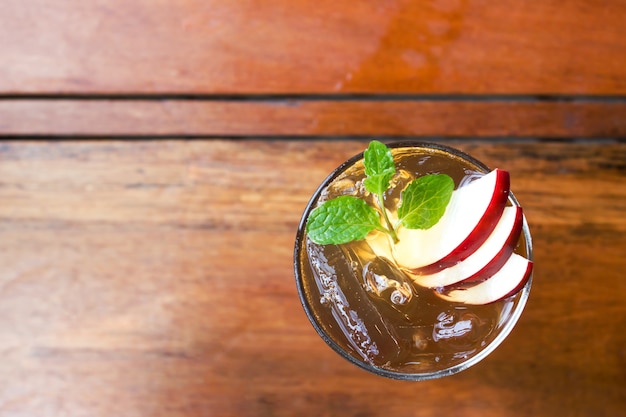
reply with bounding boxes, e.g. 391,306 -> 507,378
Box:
433,311 -> 473,342
385,169 -> 415,206
320,177 -> 359,202
305,239 -> 401,366
342,242 -> 419,323
411,327 -> 430,351
362,259 -> 413,306
432,308 -> 496,352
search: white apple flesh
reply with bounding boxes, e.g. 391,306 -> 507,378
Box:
435,253 -> 533,305
413,206 -> 523,288
391,169 -> 511,272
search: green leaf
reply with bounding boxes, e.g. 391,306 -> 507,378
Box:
397,174 -> 454,230
306,195 -> 383,245
363,140 -> 396,195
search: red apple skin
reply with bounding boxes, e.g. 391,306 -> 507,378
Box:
413,169 -> 511,276
444,206 -> 524,288
437,258 -> 533,305
500,261 -> 533,299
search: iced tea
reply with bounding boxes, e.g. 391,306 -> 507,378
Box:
294,142 -> 532,380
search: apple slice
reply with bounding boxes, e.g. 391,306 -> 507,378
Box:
436,253 -> 533,305
413,206 -> 523,288
391,169 -> 510,272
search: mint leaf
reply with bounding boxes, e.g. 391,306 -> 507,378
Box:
306,195 -> 383,245
363,140 -> 396,195
397,174 -> 454,229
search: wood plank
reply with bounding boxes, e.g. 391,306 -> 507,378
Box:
0,140 -> 624,417
2,99 -> 626,138
2,0 -> 626,94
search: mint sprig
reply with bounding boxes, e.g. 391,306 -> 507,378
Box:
363,140 -> 399,242
306,141 -> 453,245
363,140 -> 396,195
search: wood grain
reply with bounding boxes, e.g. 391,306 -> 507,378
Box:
3,0 -> 624,415
2,99 -> 626,138
0,140 -> 623,417
3,0 -> 626,94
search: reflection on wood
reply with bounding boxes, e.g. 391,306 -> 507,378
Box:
2,0 -> 626,93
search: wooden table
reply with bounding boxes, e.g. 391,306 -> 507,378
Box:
1,1 -> 625,416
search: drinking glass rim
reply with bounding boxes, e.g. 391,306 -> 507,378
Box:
294,140 -> 533,381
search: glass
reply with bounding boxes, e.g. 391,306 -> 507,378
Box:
294,141 -> 533,380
